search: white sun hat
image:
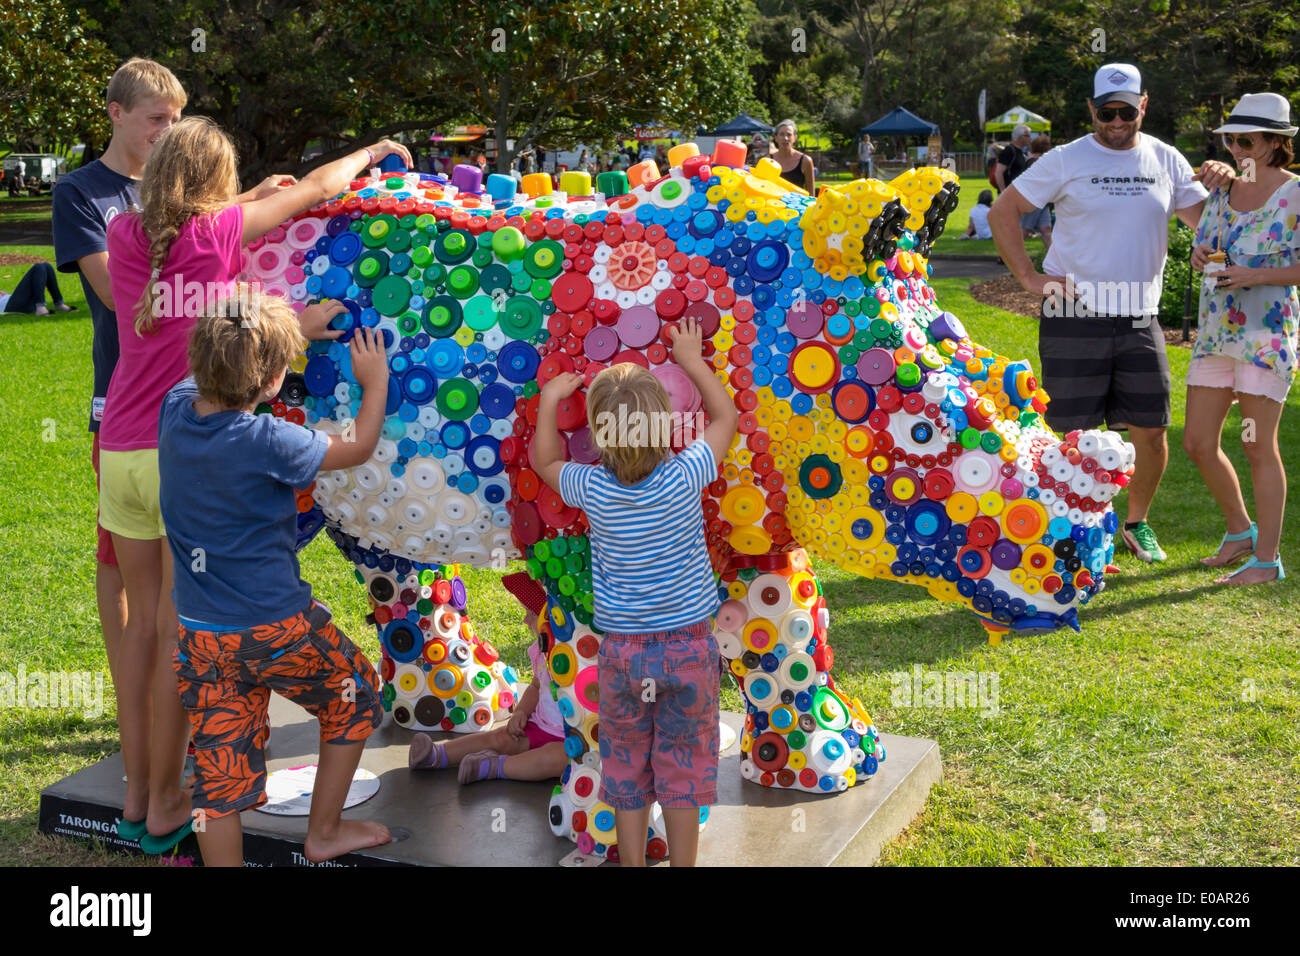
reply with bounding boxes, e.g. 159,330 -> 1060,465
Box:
1214,93 -> 1297,137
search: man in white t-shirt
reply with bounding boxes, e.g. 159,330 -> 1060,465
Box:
989,63 -> 1234,564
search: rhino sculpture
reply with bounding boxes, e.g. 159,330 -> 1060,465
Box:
243,140 -> 1133,859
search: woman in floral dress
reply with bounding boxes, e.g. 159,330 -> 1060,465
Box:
1186,93 -> 1298,585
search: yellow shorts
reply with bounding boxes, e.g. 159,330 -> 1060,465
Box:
99,448 -> 166,540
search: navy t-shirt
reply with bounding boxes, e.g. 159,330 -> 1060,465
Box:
158,379 -> 329,628
51,160 -> 139,432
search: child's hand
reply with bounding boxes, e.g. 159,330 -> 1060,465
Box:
298,299 -> 346,341
506,710 -> 527,738
367,139 -> 414,170
669,316 -> 706,368
350,327 -> 389,392
248,174 -> 297,200
540,372 -> 583,404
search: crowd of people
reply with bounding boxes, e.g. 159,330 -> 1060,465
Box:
30,53 -> 1295,868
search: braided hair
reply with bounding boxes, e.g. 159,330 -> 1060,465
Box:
132,116 -> 239,335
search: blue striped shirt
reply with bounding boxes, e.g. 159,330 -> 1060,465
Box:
559,440 -> 720,633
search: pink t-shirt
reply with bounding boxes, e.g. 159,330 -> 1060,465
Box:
527,641 -> 567,739
101,204 -> 244,451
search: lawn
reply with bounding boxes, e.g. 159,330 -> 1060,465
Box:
1,248 -> 1297,866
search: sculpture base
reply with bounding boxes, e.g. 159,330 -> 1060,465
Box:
39,695 -> 940,866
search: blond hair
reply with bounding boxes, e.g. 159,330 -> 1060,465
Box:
133,116 -> 239,335
586,363 -> 672,485
106,58 -> 187,113
188,284 -> 304,410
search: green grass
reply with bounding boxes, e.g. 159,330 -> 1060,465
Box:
0,197 -> 52,225
1,249 -> 1297,866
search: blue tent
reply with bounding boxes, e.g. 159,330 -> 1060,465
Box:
712,113 -> 774,136
861,107 -> 938,137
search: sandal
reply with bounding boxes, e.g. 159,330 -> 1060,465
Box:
116,817 -> 147,841
1218,554 -> 1285,586
1201,522 -> 1257,567
139,817 -> 195,854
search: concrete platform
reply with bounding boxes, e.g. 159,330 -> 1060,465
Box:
40,695 -> 941,866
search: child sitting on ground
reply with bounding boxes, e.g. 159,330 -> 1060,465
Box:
532,315 -> 738,867
408,572 -> 568,784
157,285 -> 392,865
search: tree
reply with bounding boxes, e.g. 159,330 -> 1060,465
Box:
79,0 -> 465,183
0,0 -> 118,154
339,0 -> 762,173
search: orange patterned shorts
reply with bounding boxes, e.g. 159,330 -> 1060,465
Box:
173,602 -> 382,818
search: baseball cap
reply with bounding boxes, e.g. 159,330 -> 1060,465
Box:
1093,63 -> 1143,107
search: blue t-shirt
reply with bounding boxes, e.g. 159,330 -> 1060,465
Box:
559,440 -> 720,633
51,159 -> 139,432
158,379 -> 329,628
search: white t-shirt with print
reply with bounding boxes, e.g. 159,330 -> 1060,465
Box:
1013,132 -> 1207,315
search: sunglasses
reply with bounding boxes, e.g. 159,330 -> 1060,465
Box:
1096,105 -> 1139,122
1222,133 -> 1258,150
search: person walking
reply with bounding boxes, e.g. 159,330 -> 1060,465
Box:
858,134 -> 875,179
1020,134 -> 1054,252
994,124 -> 1031,193
989,62 -> 1234,564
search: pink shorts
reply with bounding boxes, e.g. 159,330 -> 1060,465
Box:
597,620 -> 719,810
1187,355 -> 1290,404
524,720 -> 563,750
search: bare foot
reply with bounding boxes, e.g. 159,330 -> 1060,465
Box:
123,786 -> 149,825
147,789 -> 194,837
1201,537 -> 1254,567
304,819 -> 391,862
53,302 -> 75,312
34,304 -> 50,316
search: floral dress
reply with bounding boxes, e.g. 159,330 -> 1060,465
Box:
1193,177 -> 1300,393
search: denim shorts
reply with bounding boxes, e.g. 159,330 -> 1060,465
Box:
596,620 -> 719,810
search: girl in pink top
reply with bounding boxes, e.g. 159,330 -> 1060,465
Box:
99,114 -> 412,851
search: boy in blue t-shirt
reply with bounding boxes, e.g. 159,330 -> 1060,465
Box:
158,286 -> 391,865
534,316 -> 738,866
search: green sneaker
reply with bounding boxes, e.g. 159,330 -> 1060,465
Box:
1122,521 -> 1167,563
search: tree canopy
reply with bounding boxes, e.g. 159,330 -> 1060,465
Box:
4,1 -> 1298,175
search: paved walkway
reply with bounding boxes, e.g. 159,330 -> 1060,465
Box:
929,255 -> 1009,280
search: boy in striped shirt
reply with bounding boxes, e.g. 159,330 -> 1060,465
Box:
535,316 -> 738,866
